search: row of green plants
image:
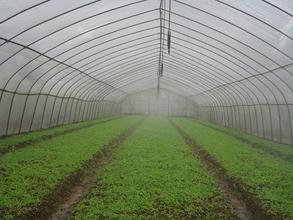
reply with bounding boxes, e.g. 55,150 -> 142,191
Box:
173,117 -> 293,219
0,116 -> 120,154
195,119 -> 293,160
0,116 -> 140,219
72,118 -> 233,219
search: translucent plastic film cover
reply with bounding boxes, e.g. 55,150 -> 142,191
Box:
0,0 -> 293,143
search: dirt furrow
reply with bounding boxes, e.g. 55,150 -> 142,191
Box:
19,118 -> 145,220
169,119 -> 275,220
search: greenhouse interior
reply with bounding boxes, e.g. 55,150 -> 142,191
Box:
0,0 -> 293,219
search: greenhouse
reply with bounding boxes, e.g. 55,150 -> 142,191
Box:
0,0 -> 293,219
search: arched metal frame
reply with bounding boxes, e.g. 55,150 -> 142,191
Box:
0,0 -> 293,145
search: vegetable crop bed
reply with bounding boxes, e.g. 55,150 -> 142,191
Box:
172,117 -> 293,219
0,116 -> 141,219
72,118 -> 233,219
194,119 -> 293,162
0,116 -> 120,155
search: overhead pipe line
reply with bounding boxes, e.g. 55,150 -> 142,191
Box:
157,0 -> 168,96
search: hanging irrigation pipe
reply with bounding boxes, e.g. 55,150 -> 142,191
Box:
157,0 -> 169,96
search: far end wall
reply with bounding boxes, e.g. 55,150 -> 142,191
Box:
121,89 -> 196,117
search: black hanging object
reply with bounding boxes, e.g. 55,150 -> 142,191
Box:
167,30 -> 171,55
168,0 -> 172,55
160,63 -> 164,77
